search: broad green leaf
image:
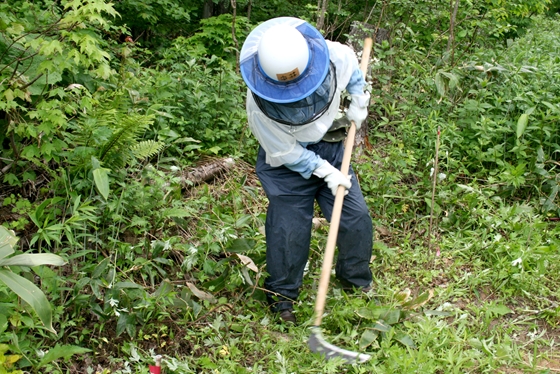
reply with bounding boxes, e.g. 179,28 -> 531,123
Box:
516,113 -> 528,139
3,88 -> 14,102
542,101 -> 560,114
0,314 -> 8,335
235,214 -> 252,228
0,253 -> 65,267
227,238 -> 256,253
537,146 -> 545,163
40,141 -> 57,156
201,266 -> 231,292
72,194 -> 81,215
33,265 -> 58,294
38,344 -> 91,367
162,207 -> 194,218
0,227 -> 17,261
371,320 -> 391,332
514,50 -> 526,64
91,156 -> 101,170
92,167 -> 110,200
21,145 -> 40,160
356,306 -> 400,323
434,72 -> 446,97
395,333 -> 417,349
154,279 -> 174,297
534,246 -> 555,255
39,40 -> 64,56
424,197 -> 441,213
468,338 -> 483,349
0,270 -> 55,333
6,23 -> 24,35
92,257 -> 110,279
441,71 -> 459,89
379,308 -> 401,325
359,329 -> 379,349
4,353 -> 21,366
543,185 -> 559,211
495,342 -> 512,360
116,313 -> 136,337
356,307 -> 377,320
486,304 -> 512,316
114,281 -> 143,289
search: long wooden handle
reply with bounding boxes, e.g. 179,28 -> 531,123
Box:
314,37 -> 373,326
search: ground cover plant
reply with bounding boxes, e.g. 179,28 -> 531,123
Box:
0,0 -> 559,372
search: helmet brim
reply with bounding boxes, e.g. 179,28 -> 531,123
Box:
240,17 -> 330,104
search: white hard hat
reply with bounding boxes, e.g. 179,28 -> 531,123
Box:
257,24 -> 309,82
240,17 -> 330,104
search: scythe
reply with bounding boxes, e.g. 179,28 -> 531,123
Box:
308,36 -> 373,364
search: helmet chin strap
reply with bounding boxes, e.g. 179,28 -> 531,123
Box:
252,62 -> 337,127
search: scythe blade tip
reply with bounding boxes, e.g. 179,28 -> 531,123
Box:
308,327 -> 371,364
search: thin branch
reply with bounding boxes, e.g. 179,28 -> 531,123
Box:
0,12 -> 65,62
20,72 -> 44,90
364,0 -> 380,24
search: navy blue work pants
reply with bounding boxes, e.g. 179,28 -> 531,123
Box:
256,140 -> 373,312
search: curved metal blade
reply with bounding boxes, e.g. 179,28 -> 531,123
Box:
308,327 -> 371,364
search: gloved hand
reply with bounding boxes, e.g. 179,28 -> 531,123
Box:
346,91 -> 371,130
313,161 -> 352,196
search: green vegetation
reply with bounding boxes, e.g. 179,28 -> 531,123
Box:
0,0 -> 559,372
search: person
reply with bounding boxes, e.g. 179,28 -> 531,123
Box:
239,17 -> 373,324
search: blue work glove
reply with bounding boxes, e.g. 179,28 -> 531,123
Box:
313,161 -> 352,196
346,92 -> 370,130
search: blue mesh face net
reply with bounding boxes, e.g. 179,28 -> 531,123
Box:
252,62 -> 337,127
240,18 -> 330,104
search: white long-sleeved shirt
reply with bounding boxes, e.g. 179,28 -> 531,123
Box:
247,41 -> 366,178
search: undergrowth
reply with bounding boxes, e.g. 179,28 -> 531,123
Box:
0,3 -> 559,373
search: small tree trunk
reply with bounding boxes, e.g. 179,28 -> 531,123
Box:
447,0 -> 460,66
203,0 -> 228,18
247,0 -> 252,22
203,0 -> 213,18
317,0 -> 328,32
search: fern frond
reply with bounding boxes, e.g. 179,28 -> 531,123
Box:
131,140 -> 164,160
99,113 -> 154,165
